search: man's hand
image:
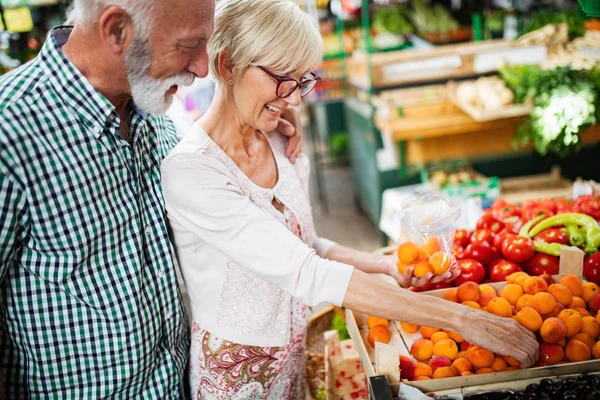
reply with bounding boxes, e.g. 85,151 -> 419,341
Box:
277,107 -> 303,162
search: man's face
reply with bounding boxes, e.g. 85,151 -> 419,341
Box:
124,0 -> 215,115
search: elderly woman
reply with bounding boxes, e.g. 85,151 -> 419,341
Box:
161,0 -> 538,398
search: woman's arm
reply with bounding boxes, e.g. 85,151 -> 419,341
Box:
343,269 -> 539,369
323,244 -> 460,288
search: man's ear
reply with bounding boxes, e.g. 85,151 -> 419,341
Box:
217,51 -> 235,82
98,6 -> 134,55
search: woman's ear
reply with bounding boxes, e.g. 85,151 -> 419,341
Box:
217,51 -> 235,83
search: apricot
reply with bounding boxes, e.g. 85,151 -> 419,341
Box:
420,326 -> 440,339
500,284 -> 524,306
418,237 -> 441,259
581,316 -> 600,340
516,294 -> 534,311
452,357 -> 473,373
429,251 -> 453,275
547,284 -> 573,306
480,284 -> 497,296
475,367 -> 496,374
413,259 -> 434,278
491,356 -> 508,372
592,341 -> 600,359
447,331 -> 464,343
569,296 -> 587,309
443,289 -> 458,303
462,301 -> 481,309
503,355 -> 520,368
457,281 -> 481,303
367,316 -> 389,329
433,339 -> 459,361
461,371 -> 475,376
410,339 -> 434,361
523,277 -> 548,295
550,303 -> 565,318
557,309 -> 584,338
540,317 -> 567,343
582,282 -> 600,303
515,274 -> 530,288
487,297 -> 512,318
479,293 -> 497,308
575,307 -> 591,317
368,325 -> 391,347
430,331 -> 450,344
400,321 -> 420,334
570,333 -> 595,351
429,355 -> 452,372
398,241 -> 418,264
516,307 -> 543,332
397,262 -> 409,274
560,274 -> 583,297
467,347 -> 495,369
531,292 -> 556,315
565,339 -> 591,362
414,376 -> 432,381
456,350 -> 468,359
538,343 -> 565,365
433,366 -> 459,379
507,272 -> 528,285
412,362 -> 433,378
557,338 -> 567,348
399,355 -> 414,380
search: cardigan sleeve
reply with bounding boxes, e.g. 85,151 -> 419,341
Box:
161,153 -> 354,307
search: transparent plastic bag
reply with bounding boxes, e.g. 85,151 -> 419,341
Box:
396,190 -> 462,277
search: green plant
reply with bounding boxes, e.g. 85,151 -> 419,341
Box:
523,9 -> 588,39
499,65 -> 600,157
373,4 -> 414,36
331,312 -> 350,341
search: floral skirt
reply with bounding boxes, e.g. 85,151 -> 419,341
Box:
189,303 -> 307,400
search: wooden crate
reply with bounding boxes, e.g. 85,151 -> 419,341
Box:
500,166 -> 573,204
346,41 -> 548,90
346,247 -> 600,396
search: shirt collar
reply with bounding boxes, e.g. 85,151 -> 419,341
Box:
39,26 -> 149,138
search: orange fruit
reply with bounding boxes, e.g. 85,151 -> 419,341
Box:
592,341 -> 600,359
540,317 -> 567,344
420,326 -> 440,339
500,284 -> 524,306
431,331 -> 450,343
582,282 -> 600,303
480,284 -> 497,296
368,325 -> 391,348
398,242 -> 418,265
547,284 -> 573,306
565,339 -> 591,362
516,294 -> 534,311
457,282 -> 481,303
397,262 -> 410,274
418,237 -> 441,259
516,307 -> 543,332
410,339 -> 434,361
475,367 -> 496,374
447,331 -> 464,343
412,362 -> 433,378
569,296 -> 587,309
560,274 -> 583,297
433,366 -> 459,378
432,339 -> 459,360
429,251 -> 453,275
467,347 -> 495,369
443,289 -> 458,303
557,309 -> 584,338
531,292 -> 556,315
523,277 -> 548,295
581,316 -> 600,340
367,316 -> 388,329
413,259 -> 434,278
507,272 -> 528,285
491,356 -> 508,372
400,321 -> 420,334
571,333 -> 595,351
462,301 -> 481,309
487,297 -> 512,318
452,357 -> 473,373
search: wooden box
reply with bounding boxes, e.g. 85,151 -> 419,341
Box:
346,247 -> 600,396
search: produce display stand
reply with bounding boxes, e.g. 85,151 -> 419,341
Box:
345,247 -> 600,398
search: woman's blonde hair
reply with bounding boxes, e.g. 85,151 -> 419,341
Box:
208,0 -> 323,84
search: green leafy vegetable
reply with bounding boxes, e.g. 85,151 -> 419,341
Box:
523,9 -> 588,39
331,312 -> 350,341
373,4 -> 414,36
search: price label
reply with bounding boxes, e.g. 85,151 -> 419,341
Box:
2,7 -> 34,33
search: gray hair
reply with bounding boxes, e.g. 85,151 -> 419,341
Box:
72,0 -> 155,37
208,0 -> 323,84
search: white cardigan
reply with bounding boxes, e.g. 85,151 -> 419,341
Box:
161,127 -> 354,347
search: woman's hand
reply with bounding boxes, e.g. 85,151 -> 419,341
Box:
457,306 -> 539,369
382,255 -> 461,289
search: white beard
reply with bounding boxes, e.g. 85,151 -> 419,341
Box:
125,37 -> 195,115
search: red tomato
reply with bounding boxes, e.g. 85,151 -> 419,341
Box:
460,241 -> 496,266
526,253 -> 559,276
502,236 -> 535,263
522,206 -> 554,222
503,216 -> 524,234
583,253 -> 600,285
493,230 -> 511,250
492,204 -> 521,221
521,199 -> 539,210
556,198 -> 573,214
476,215 -> 505,234
538,198 -> 557,214
453,244 -> 465,257
453,259 -> 485,286
453,229 -> 471,248
534,228 -> 570,245
573,195 -> 600,221
490,199 -> 508,210
489,260 -> 523,282
470,229 -> 495,246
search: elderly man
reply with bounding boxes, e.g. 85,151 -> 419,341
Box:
0,0 -> 303,398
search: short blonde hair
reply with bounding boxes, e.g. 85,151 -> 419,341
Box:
208,0 -> 323,84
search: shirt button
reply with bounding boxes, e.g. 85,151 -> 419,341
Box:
157,270 -> 165,279
93,125 -> 101,134
145,226 -> 152,236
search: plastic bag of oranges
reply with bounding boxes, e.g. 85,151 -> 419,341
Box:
397,190 -> 462,278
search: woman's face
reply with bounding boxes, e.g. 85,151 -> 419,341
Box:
233,66 -> 303,132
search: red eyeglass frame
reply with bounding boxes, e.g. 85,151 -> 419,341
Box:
257,66 -> 321,98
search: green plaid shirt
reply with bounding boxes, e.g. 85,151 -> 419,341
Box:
0,27 -> 189,399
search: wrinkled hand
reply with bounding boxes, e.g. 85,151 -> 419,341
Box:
277,107 -> 303,162
384,255 -> 460,289
458,307 -> 539,369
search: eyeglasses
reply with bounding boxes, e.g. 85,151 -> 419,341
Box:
258,66 -> 321,98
